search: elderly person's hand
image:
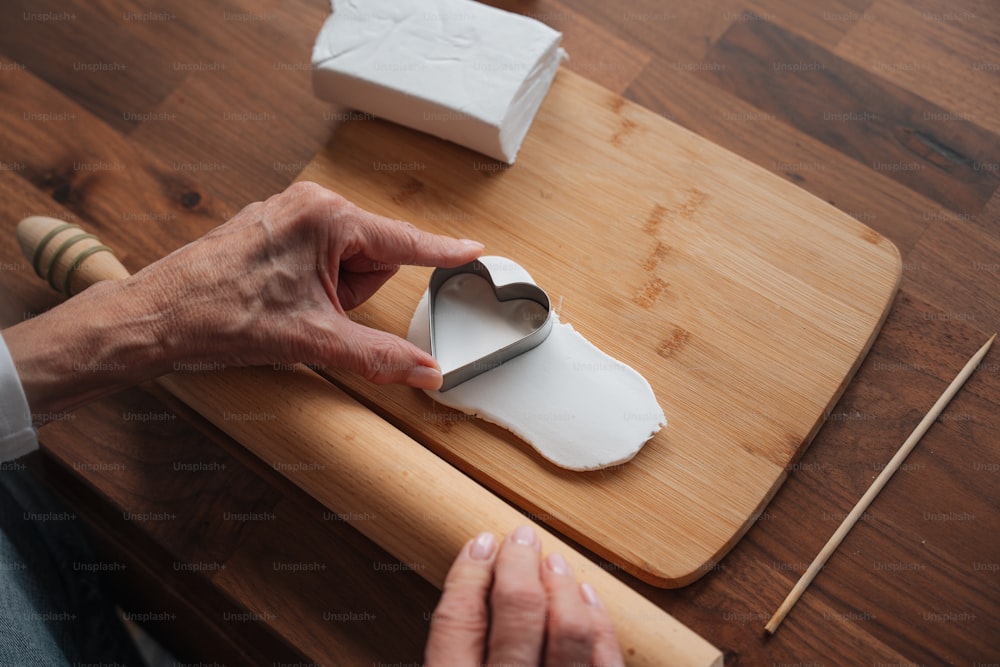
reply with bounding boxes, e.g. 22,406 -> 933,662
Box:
426,525 -> 624,666
2,184 -> 628,664
3,182 -> 482,417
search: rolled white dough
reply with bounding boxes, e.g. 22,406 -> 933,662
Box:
408,256 -> 665,471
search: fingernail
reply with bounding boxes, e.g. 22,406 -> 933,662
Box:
546,552 -> 570,575
469,532 -> 497,560
406,365 -> 442,390
460,239 -> 485,250
581,582 -> 602,608
511,524 -> 537,546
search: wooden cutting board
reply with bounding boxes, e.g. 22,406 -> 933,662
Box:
297,69 -> 901,587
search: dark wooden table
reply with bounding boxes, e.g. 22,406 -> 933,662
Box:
2,1 -> 998,664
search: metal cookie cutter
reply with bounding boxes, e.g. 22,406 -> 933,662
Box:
429,259 -> 554,391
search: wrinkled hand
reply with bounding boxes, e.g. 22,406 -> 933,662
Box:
4,182 -> 482,416
131,181 -> 483,387
426,525 -> 624,666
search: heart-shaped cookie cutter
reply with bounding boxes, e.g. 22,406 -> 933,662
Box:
429,259 -> 553,391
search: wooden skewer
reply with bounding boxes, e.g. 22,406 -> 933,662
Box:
764,333 -> 997,635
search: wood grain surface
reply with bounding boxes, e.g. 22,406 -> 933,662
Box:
1,0 -> 998,665
295,69 -> 901,587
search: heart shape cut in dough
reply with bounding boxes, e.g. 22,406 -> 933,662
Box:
410,256 -> 665,471
429,260 -> 553,391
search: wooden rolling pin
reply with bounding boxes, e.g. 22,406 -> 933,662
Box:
17,215 -> 723,667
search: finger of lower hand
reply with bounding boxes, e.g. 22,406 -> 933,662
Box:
425,532 -> 498,666
487,525 -> 547,665
581,583 -> 625,667
540,552 -> 597,665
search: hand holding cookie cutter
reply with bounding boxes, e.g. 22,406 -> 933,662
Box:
428,259 -> 554,391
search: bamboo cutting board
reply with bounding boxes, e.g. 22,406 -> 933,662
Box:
297,69 -> 901,587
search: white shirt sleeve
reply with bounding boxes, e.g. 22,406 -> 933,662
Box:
0,331 -> 38,461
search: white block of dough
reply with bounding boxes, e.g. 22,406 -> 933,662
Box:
311,0 -> 567,164
408,256 -> 665,471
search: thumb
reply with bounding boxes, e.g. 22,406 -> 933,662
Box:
328,317 -> 443,390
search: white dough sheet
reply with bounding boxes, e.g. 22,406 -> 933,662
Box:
407,256 -> 666,471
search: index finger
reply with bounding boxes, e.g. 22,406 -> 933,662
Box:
343,204 -> 484,269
